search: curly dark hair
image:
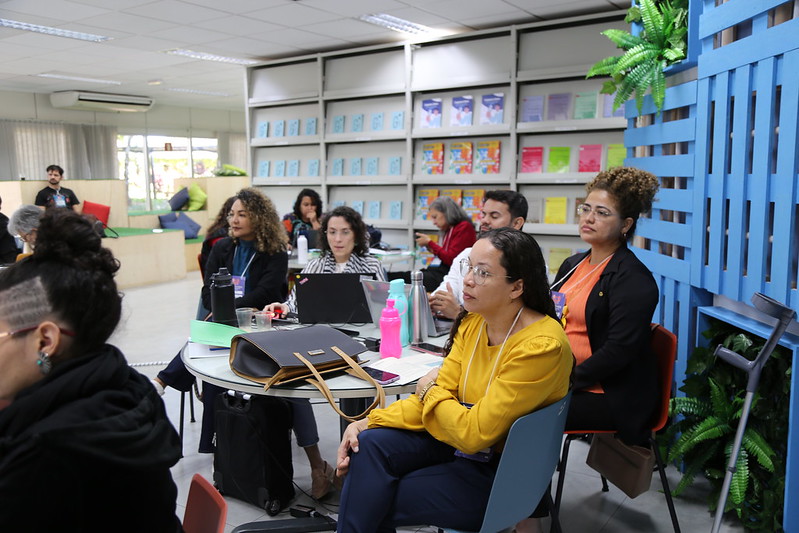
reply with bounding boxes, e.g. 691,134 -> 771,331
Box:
292,188 -> 323,222
207,196 -> 236,236
230,188 -> 287,254
0,209 -> 121,355
586,167 -> 659,240
320,206 -> 369,257
442,228 -> 557,355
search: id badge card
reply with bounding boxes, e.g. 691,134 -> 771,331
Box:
453,402 -> 494,463
550,291 -> 566,320
53,193 -> 67,208
232,275 -> 246,299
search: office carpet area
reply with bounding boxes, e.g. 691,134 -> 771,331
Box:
114,277 -> 746,533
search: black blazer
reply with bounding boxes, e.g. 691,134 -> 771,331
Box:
201,237 -> 289,311
552,245 -> 659,444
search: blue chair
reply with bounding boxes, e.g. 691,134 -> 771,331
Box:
444,393 -> 571,533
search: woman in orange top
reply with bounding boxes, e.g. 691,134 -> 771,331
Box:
550,167 -> 660,445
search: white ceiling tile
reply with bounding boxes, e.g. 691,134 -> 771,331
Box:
299,18 -> 388,40
145,25 -> 233,46
417,0 -> 522,20
246,3 -> 342,27
301,0 -> 408,17
202,36 -> 300,57
179,0 -> 284,13
74,12 -> 179,34
0,0 -> 109,21
122,0 -> 227,24
254,28 -> 351,49
190,15 -> 284,36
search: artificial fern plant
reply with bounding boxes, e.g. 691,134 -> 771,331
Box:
587,0 -> 688,114
659,319 -> 791,532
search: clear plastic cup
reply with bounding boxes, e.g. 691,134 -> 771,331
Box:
235,307 -> 256,329
253,311 -> 272,331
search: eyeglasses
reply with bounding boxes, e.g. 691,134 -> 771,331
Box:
576,203 -> 616,219
325,229 -> 352,237
0,325 -> 75,342
459,259 -> 512,286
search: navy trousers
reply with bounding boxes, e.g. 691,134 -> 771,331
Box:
337,428 -> 497,533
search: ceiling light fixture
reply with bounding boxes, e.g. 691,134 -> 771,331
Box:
0,18 -> 111,42
358,13 -> 437,35
167,87 -> 231,97
164,49 -> 258,66
36,73 -> 122,85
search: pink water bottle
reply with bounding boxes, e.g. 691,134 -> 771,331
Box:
379,299 -> 402,359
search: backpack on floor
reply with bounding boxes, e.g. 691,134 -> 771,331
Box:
213,391 -> 295,515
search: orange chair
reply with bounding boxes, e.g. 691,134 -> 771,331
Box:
553,324 -> 681,533
183,473 -> 227,533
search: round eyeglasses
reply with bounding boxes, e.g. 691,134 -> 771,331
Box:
576,203 -> 616,219
459,258 -> 512,286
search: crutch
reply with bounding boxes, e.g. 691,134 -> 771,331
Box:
710,293 -> 796,533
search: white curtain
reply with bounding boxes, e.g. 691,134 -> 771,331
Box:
0,120 -> 117,180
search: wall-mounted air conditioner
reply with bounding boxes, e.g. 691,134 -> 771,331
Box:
50,91 -> 154,113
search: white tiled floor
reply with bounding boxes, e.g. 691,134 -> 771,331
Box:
114,277 -> 745,533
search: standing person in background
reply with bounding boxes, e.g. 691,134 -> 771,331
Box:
34,164 -> 80,212
413,196 -> 476,292
0,196 -> 21,264
0,209 -> 182,532
429,190 -> 528,320
282,188 -> 323,248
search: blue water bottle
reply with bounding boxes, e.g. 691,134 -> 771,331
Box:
388,278 -> 410,346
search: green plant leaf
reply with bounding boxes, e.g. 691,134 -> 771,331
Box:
670,396 -> 711,417
600,29 -> 646,50
742,428 -> 775,472
625,6 -> 642,24
639,0 -> 666,47
651,63 -> 666,113
587,56 -> 620,78
613,43 -> 660,73
730,449 -> 750,505
669,416 -> 730,460
599,80 -> 617,95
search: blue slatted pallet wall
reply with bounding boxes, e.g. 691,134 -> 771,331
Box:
623,1 -> 799,529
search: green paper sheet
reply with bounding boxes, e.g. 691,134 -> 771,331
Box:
190,320 -> 246,348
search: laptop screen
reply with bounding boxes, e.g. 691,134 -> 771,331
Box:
294,272 -> 376,324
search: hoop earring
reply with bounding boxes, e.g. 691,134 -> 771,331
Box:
37,351 -> 52,375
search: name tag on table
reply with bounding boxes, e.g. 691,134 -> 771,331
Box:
233,275 -> 246,299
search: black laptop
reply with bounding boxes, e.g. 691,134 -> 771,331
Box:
294,272 -> 376,324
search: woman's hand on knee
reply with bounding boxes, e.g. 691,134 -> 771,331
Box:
336,419 -> 368,478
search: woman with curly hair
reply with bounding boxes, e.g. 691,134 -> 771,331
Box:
154,187 -> 289,453
282,188 -> 323,247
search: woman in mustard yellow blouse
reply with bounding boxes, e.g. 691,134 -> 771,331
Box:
334,228 -> 573,532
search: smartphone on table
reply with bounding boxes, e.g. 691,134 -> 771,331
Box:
360,366 -> 400,385
410,342 -> 444,356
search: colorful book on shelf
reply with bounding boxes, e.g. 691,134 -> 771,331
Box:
287,159 -> 300,177
365,157 -> 379,176
273,160 -> 286,178
371,112 -> 384,131
367,201 -> 381,219
272,120 -> 285,137
388,156 -> 402,175
578,144 -> 602,173
440,188 -> 463,206
573,92 -> 598,120
415,188 -> 439,220
547,146 -> 571,173
332,115 -> 345,134
606,144 -> 626,168
389,201 -> 403,220
305,117 -> 317,136
391,111 -> 404,130
527,197 -> 543,224
546,93 -> 571,121
450,95 -> 474,127
448,141 -> 473,174
257,160 -> 270,177
603,93 -> 626,118
350,157 -> 362,176
480,93 -> 505,125
351,113 -> 364,133
520,95 -> 544,122
475,140 -> 501,174
256,121 -> 269,138
287,119 -> 300,136
420,98 -> 443,128
331,158 -> 344,176
307,159 -> 319,177
521,146 -> 543,173
547,247 -> 574,276
350,200 -> 364,215
544,197 -> 568,224
421,143 -> 444,175
462,189 -> 484,223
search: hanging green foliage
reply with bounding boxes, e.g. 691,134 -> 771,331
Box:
587,0 -> 688,114
659,319 -> 791,532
